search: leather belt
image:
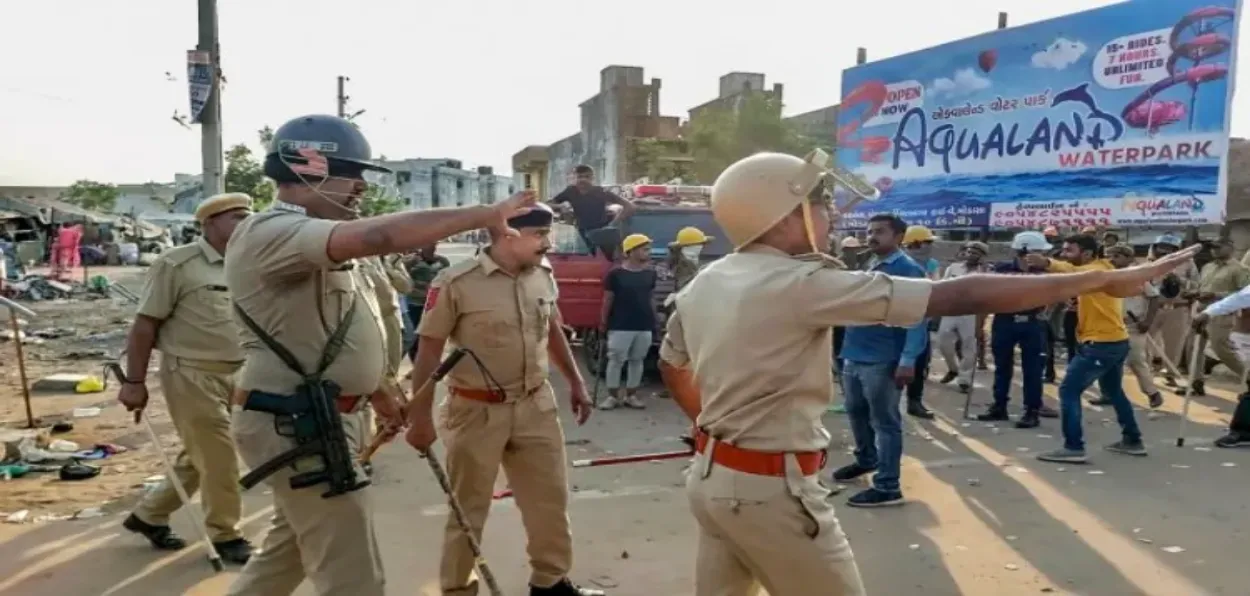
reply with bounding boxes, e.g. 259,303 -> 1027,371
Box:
695,431 -> 826,477
451,386 -> 541,403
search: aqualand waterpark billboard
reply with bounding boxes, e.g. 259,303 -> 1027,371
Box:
834,0 -> 1243,230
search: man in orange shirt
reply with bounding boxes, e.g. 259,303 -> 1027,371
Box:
1025,235 -> 1144,464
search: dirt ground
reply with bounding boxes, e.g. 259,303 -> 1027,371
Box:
0,266 -> 176,521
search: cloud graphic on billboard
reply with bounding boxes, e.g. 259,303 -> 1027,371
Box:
930,68 -> 991,98
1032,38 -> 1088,70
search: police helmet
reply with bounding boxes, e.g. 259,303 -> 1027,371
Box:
711,152 -> 827,249
264,114 -> 391,183
1011,230 -> 1053,252
1153,233 -> 1183,249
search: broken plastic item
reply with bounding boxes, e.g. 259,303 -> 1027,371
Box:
5,510 -> 29,523
75,376 -> 105,394
72,407 -> 102,418
59,461 -> 101,481
48,439 -> 79,452
0,464 -> 31,479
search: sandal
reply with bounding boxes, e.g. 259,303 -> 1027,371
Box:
123,514 -> 188,550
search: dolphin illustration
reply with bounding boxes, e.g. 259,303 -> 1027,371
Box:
1052,83 -> 1097,111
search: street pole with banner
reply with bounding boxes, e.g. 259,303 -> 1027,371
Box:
189,0 -> 224,197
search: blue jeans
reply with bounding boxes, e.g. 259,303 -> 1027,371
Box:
841,360 -> 903,492
1059,340 -> 1139,451
991,316 -> 1045,411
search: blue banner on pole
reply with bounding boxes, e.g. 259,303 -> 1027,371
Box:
836,0 -> 1242,230
187,50 -> 212,124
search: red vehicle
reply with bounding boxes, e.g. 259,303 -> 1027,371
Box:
547,184 -> 732,372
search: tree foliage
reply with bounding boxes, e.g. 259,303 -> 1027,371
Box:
64,179 -> 120,212
224,144 -> 275,210
626,138 -> 695,183
358,184 -> 405,217
686,94 -> 811,184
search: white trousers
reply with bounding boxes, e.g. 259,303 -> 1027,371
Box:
938,315 -> 976,385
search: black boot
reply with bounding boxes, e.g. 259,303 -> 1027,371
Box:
1215,394 -> 1250,448
1015,410 -> 1040,429
907,399 -> 935,420
213,538 -> 254,564
976,407 -> 1009,422
123,514 -> 187,551
531,578 -> 605,595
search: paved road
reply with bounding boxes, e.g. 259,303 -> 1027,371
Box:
1,347 -> 1245,596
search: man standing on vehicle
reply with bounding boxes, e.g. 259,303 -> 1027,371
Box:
835,214 -> 930,506
656,150 -> 1199,595
1026,235 -> 1145,463
600,233 -> 658,410
405,203 -> 601,596
405,243 -> 451,361
549,165 -> 635,253
224,114 -> 536,595
118,193 -> 253,564
937,241 -> 987,394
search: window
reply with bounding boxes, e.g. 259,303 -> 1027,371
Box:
626,211 -> 732,258
551,223 -> 592,255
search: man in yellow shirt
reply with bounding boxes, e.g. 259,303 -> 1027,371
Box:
1025,234 -> 1144,463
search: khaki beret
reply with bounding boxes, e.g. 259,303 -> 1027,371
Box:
195,193 -> 252,223
1105,243 -> 1136,257
963,241 -> 990,254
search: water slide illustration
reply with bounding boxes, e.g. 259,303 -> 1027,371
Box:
1121,6 -> 1235,135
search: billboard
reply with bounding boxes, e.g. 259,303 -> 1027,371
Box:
836,0 -> 1242,229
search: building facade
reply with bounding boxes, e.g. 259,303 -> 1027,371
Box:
513,65 -> 682,199
381,158 -> 515,210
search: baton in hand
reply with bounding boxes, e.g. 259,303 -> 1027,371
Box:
362,348 -> 469,464
106,362 -> 224,572
421,447 -> 503,596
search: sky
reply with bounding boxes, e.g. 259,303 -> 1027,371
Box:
2,0 -> 1248,186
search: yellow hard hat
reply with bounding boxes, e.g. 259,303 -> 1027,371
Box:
674,227 -> 712,247
712,150 -> 832,250
621,233 -> 652,253
903,225 -> 936,245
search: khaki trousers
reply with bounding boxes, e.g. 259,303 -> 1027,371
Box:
1151,306 -> 1190,371
440,384 -> 572,595
937,315 -> 976,385
132,355 -> 242,542
1126,331 -> 1160,396
686,450 -> 866,596
1197,315 -> 1246,382
226,408 -> 384,596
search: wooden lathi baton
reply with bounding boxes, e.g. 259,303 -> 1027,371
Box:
361,348 -> 468,464
571,449 -> 694,468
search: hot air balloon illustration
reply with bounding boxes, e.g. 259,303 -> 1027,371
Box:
978,49 -> 998,73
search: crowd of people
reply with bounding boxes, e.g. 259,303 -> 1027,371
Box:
827,218 -> 1250,507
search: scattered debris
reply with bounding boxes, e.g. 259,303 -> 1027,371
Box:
72,407 -> 102,418
1056,467 -> 1067,472
5,510 -> 29,523
1161,546 -> 1186,554
1088,470 -> 1105,475
1221,462 -> 1237,468
589,575 -> 619,589
1171,464 -> 1191,469
1194,447 -> 1212,452
72,507 -> 107,519
966,478 -> 981,486
909,544 -> 920,550
1004,563 -> 1020,571
620,550 -> 630,559
1137,538 -> 1154,544
1006,535 -> 1018,541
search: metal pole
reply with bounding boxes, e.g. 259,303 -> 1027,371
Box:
998,12 -> 1008,29
856,48 -> 868,65
337,76 -> 348,118
197,0 -> 224,196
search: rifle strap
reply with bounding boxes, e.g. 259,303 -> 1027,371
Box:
233,284 -> 359,381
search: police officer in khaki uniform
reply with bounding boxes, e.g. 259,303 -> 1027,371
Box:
118,193 -> 253,564
405,203 -> 602,596
1150,234 -> 1197,386
356,254 -> 413,468
224,114 -> 536,596
657,150 -> 1201,595
1190,237 -> 1250,394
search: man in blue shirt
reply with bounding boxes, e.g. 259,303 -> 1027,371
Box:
977,231 -> 1060,428
835,214 -> 929,508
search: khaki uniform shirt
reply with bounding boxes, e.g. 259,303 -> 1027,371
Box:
224,208 -> 387,396
1198,259 -> 1250,300
659,245 -> 932,452
418,250 -> 558,397
137,237 -> 242,362
361,256 -> 405,378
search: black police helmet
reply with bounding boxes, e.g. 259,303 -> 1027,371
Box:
264,114 -> 391,182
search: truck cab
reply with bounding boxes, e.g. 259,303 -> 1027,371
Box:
547,184 -> 731,373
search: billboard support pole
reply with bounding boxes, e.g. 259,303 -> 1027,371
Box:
856,47 -> 867,65
998,12 -> 1008,29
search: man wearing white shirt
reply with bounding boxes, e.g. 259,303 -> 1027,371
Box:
1194,285 -> 1250,448
937,242 -> 988,393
